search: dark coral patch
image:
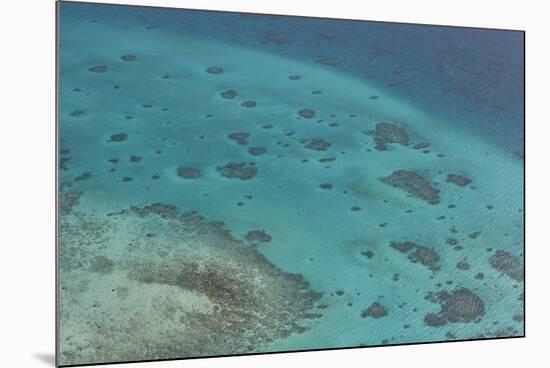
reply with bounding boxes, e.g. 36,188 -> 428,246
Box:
88,255 -> 114,274
424,313 -> 447,327
489,250 -> 524,282
221,90 -> 238,99
319,183 -> 333,190
424,288 -> 485,326
60,150 -> 72,171
257,31 -> 288,45
371,122 -> 409,151
446,174 -> 472,187
74,172 -> 92,182
176,166 -> 201,179
88,65 -> 108,73
298,109 -> 316,119
70,110 -> 85,117
245,230 -> 272,243
390,241 -> 440,271
456,260 -> 471,270
317,58 -> 339,66
108,133 -> 128,142
121,54 -> 137,61
206,66 -> 223,74
390,241 -> 417,253
361,250 -> 375,259
304,138 -> 331,151
248,147 -> 266,156
360,302 -> 388,319
241,101 -> 256,108
228,132 -> 250,145
413,142 -> 430,150
380,170 -> 440,205
410,245 -> 440,271
217,162 -> 257,180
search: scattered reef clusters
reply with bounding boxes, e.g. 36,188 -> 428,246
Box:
58,17 -> 524,364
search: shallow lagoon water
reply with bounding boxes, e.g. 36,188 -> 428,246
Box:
58,2 -> 524,366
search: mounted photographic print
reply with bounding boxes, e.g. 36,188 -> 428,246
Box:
56,1 -> 525,366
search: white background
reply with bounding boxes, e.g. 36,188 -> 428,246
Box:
1,0 -> 547,367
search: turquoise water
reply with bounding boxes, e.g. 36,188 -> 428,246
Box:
57,2 -> 524,366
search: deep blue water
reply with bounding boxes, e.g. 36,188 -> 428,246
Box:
62,2 -> 524,153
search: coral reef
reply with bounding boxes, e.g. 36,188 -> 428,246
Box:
248,147 -> 266,156
369,122 -> 409,151
446,174 -> 472,187
108,133 -> 128,142
380,170 -> 440,205
70,110 -> 85,117
88,255 -> 114,274
245,230 -> 272,243
177,166 -> 201,179
298,109 -> 316,119
317,58 -> 339,66
257,31 -> 288,45
58,201 -> 323,365
74,172 -> 92,182
241,101 -> 256,108
221,90 -> 238,99
228,132 -> 250,145
60,149 -> 72,171
413,143 -> 430,150
88,65 -> 108,73
217,162 -> 257,180
304,138 -> 331,151
390,241 -> 440,271
206,66 -> 223,74
489,250 -> 524,282
424,288 -> 485,327
121,54 -> 137,62
360,302 -> 388,319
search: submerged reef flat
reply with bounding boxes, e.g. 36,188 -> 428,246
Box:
58,193 -> 322,365
390,241 -> 440,271
304,138 -> 331,151
368,122 -> 409,151
446,174 -> 472,187
177,166 -> 202,179
380,170 -> 440,204
489,250 -> 524,282
217,162 -> 257,180
361,302 -> 388,319
424,288 -> 485,327
228,132 -> 250,145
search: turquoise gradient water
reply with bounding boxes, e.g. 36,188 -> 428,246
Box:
57,2 -> 524,366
